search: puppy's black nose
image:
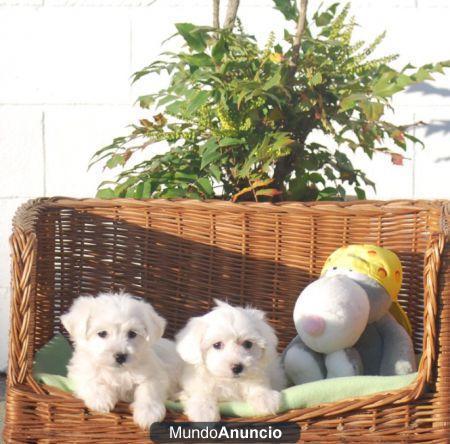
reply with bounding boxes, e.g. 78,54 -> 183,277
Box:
231,363 -> 244,375
115,353 -> 128,365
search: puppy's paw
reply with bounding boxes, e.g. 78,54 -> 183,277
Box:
132,401 -> 166,430
249,389 -> 282,416
185,398 -> 220,422
83,391 -> 117,413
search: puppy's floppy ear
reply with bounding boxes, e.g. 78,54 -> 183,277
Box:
175,317 -> 206,365
139,301 -> 166,343
60,296 -> 95,342
213,298 -> 230,309
247,308 -> 278,351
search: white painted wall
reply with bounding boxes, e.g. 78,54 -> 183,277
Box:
0,0 -> 449,370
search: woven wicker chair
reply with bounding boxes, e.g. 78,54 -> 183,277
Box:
3,198 -> 450,443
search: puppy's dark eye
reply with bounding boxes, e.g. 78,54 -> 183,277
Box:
98,331 -> 108,338
213,341 -> 223,350
242,340 -> 253,349
127,330 -> 137,339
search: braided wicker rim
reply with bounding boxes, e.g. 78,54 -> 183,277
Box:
6,197 -> 449,425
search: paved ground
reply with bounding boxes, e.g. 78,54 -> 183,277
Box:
0,373 -> 5,438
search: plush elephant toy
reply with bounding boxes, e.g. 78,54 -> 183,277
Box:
282,245 -> 417,385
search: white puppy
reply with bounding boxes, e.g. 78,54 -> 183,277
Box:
61,292 -> 182,429
176,300 -> 286,421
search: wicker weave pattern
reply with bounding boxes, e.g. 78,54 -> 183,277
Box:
3,198 -> 450,443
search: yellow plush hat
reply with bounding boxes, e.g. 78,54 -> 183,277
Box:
321,244 -> 412,337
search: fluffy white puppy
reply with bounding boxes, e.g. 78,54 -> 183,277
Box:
176,300 -> 286,422
61,292 -> 182,429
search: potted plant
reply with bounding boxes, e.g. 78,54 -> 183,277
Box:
91,0 -> 449,202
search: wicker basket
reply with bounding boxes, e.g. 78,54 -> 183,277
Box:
3,198 -> 450,443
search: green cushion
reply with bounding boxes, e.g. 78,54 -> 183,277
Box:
33,334 -> 418,417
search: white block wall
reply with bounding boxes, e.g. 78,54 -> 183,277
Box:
0,0 -> 449,370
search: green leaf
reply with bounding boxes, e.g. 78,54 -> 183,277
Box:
157,94 -> 177,107
372,71 -> 412,97
142,181 -> 153,198
237,90 -> 251,108
212,35 -> 227,63
272,0 -> 298,21
372,71 -> 396,95
315,12 -> 333,27
413,67 -> 434,82
404,133 -> 424,148
138,95 -> 155,109
340,93 -> 367,112
324,166 -> 335,180
113,177 -> 139,197
183,53 -> 214,67
106,154 -> 126,169
200,139 -> 221,169
160,188 -> 186,199
200,138 -> 218,155
219,137 -> 244,147
125,186 -> 136,198
134,182 -> 144,199
335,151 -> 352,167
262,71 -> 282,91
318,187 -> 338,200
175,23 -> 206,52
355,187 -> 366,200
174,171 -> 198,181
361,101 -> 384,121
336,184 -> 346,198
166,101 -> 185,115
186,90 -> 209,114
96,188 -> 116,199
308,172 -> 325,184
197,177 -> 214,196
208,164 -> 222,182
309,72 -> 323,86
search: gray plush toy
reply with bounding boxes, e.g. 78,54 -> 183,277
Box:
282,244 -> 417,385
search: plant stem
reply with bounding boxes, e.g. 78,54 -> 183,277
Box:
213,0 -> 221,28
249,179 -> 258,202
273,0 -> 310,196
223,0 -> 240,29
291,0 -> 308,66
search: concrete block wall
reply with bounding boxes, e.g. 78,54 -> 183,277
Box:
0,0 -> 449,370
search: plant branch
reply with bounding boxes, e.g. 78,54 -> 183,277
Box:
213,0 -> 221,28
272,118 -> 313,193
398,120 -> 426,131
223,0 -> 240,29
291,0 -> 308,66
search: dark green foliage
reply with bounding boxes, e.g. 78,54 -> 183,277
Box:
91,2 -> 449,201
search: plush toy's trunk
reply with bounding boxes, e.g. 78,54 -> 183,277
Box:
4,198 -> 450,443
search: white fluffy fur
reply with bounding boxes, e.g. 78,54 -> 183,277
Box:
176,300 -> 286,421
61,292 -> 182,429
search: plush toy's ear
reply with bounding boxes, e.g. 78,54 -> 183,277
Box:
60,296 -> 95,342
139,301 -> 166,343
175,317 -> 206,365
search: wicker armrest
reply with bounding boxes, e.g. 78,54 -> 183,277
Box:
8,198 -> 56,386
